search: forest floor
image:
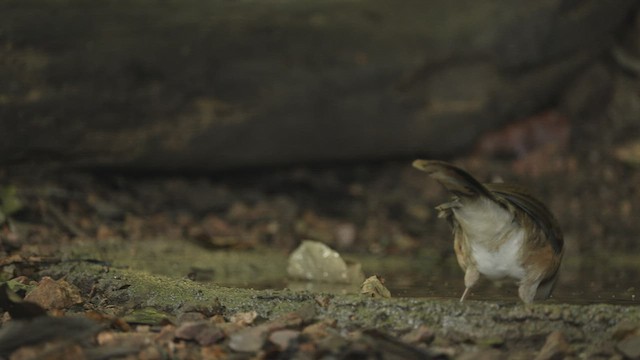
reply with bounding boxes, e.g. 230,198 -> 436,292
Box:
2,65 -> 640,358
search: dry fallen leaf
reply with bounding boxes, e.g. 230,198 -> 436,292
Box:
230,311 -> 258,326
360,275 -> 391,298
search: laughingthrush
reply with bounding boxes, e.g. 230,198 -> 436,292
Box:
413,160 -> 563,303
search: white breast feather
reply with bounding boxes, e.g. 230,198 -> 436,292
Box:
454,197 -> 526,280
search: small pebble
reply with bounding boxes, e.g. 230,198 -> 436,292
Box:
617,334 -> 640,360
535,331 -> 569,360
175,321 -> 225,346
269,329 -> 301,350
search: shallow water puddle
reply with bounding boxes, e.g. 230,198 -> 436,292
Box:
65,238 -> 639,305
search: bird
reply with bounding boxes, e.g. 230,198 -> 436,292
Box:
412,159 -> 563,303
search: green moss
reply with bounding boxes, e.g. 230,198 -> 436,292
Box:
0,185 -> 23,223
122,307 -> 174,325
5,278 -> 35,294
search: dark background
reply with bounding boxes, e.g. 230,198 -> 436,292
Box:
1,0 -> 640,266
0,0 -> 636,169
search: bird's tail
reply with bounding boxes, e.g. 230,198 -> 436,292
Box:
412,160 -> 493,199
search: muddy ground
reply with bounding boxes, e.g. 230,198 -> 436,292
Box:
2,65 -> 640,358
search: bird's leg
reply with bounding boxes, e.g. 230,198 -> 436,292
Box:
518,279 -> 540,304
460,287 -> 471,302
533,272 -> 560,301
460,266 -> 480,302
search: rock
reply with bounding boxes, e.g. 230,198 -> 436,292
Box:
0,316 -> 101,356
96,331 -> 153,348
316,333 -> 349,354
287,240 -> 364,284
302,319 -> 337,341
229,307 -> 312,353
535,331 -> 570,360
269,329 -> 301,350
176,311 -> 206,324
400,325 -> 435,345
618,334 -> 640,360
228,326 -> 269,353
355,329 -> 436,360
154,324 -> 177,344
24,277 -> 82,310
174,321 -> 225,346
458,348 -> 505,360
0,283 -> 47,320
292,303 -> 317,324
613,321 -> 640,340
10,343 -> 85,360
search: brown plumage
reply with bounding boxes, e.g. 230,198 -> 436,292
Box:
413,159 -> 563,303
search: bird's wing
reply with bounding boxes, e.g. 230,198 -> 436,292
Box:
486,183 -> 563,254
